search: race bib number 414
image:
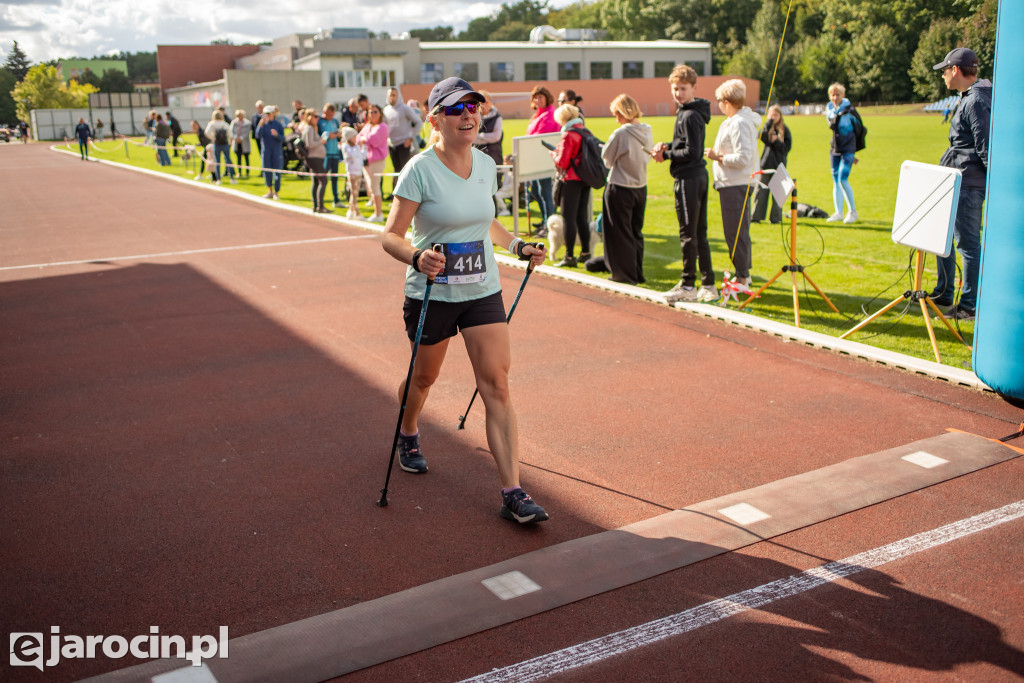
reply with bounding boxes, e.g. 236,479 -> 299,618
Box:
436,241 -> 487,285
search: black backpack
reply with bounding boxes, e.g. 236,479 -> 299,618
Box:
849,106 -> 867,152
214,127 -> 229,146
568,127 -> 609,189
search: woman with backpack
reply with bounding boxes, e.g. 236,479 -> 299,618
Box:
205,110 -> 235,185
550,103 -> 593,268
825,83 -> 858,224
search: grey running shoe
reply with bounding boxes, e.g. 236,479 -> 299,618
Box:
696,285 -> 719,302
399,434 -> 428,473
500,488 -> 549,524
948,306 -> 975,321
665,285 -> 698,303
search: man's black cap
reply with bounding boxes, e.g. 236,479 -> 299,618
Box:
934,47 -> 978,71
427,77 -> 485,111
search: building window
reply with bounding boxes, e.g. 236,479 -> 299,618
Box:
686,60 -> 706,76
557,62 -> 580,80
622,61 -> 644,79
524,62 -> 547,81
454,62 -> 479,81
421,63 -> 444,84
590,61 -> 612,79
654,62 -> 675,78
490,62 -> 515,82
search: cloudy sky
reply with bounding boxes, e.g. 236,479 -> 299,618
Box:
1,0 -> 564,64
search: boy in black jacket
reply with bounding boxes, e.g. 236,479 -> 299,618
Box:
653,65 -> 717,303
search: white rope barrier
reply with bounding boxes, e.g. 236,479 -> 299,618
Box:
122,137 -> 358,180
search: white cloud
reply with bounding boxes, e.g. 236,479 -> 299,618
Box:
0,0 -> 559,64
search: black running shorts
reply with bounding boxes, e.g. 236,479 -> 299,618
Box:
403,290 -> 506,345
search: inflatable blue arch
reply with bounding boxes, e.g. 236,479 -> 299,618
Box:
974,1 -> 1024,401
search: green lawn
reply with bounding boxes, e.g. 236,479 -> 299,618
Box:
73,109 -> 974,370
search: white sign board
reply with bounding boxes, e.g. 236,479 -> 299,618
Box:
768,162 -> 795,207
512,133 -> 561,183
892,160 -> 961,257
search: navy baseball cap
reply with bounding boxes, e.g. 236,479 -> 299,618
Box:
427,77 -> 485,111
934,47 -> 978,70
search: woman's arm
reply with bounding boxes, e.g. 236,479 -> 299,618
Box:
488,220 -> 546,267
381,197 -> 446,277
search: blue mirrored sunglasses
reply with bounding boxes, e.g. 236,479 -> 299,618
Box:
442,101 -> 479,116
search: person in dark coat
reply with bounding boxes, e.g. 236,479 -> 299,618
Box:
751,104 -> 792,224
251,100 -> 265,156
75,118 -> 91,159
652,64 -> 716,303
166,112 -> 182,156
929,47 -> 991,320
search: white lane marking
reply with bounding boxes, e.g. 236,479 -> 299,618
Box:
0,235 -> 375,272
718,502 -> 771,526
151,662 -> 219,682
482,571 -> 543,601
902,451 -> 950,469
462,500 -> 1024,683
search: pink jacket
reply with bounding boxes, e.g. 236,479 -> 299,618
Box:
526,105 -> 559,135
356,122 -> 389,163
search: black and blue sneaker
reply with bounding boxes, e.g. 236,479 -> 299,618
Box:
398,433 -> 428,473
500,488 -> 549,524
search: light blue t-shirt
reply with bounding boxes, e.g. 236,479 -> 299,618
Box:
396,146 -> 500,302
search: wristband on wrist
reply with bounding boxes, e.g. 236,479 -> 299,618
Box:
508,237 -> 523,256
411,249 -> 424,273
515,240 -> 534,261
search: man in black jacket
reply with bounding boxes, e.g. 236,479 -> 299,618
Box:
930,47 -> 991,320
653,64 -> 716,303
166,112 -> 182,156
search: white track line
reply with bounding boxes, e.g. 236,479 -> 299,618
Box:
462,500 -> 1024,683
0,235 -> 375,272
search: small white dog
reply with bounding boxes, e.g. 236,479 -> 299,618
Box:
546,214 -> 601,264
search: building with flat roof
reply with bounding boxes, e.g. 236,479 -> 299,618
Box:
159,28 -> 750,119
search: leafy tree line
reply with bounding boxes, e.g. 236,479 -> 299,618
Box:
410,0 -> 998,102
2,41 -> 160,122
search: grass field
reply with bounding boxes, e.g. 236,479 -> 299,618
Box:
71,108 -> 974,370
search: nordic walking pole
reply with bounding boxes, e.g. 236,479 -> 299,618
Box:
377,244 -> 443,508
457,243 -> 543,430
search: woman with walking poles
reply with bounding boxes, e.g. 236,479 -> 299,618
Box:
381,77 -> 549,524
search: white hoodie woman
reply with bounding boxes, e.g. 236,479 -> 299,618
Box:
706,79 -> 761,284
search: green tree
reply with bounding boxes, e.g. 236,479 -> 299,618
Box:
959,0 -> 997,80
77,68 -> 102,90
656,0 -> 761,73
3,40 -> 31,81
723,0 -> 800,100
600,0 -> 666,40
99,68 -> 133,93
549,0 -> 607,31
845,24 -> 911,101
910,17 -> 960,101
0,68 -> 17,122
797,33 -> 848,100
114,50 -> 157,83
460,16 -> 498,41
492,21 -> 535,41
409,26 -> 455,41
11,64 -> 97,120
459,0 -> 550,40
